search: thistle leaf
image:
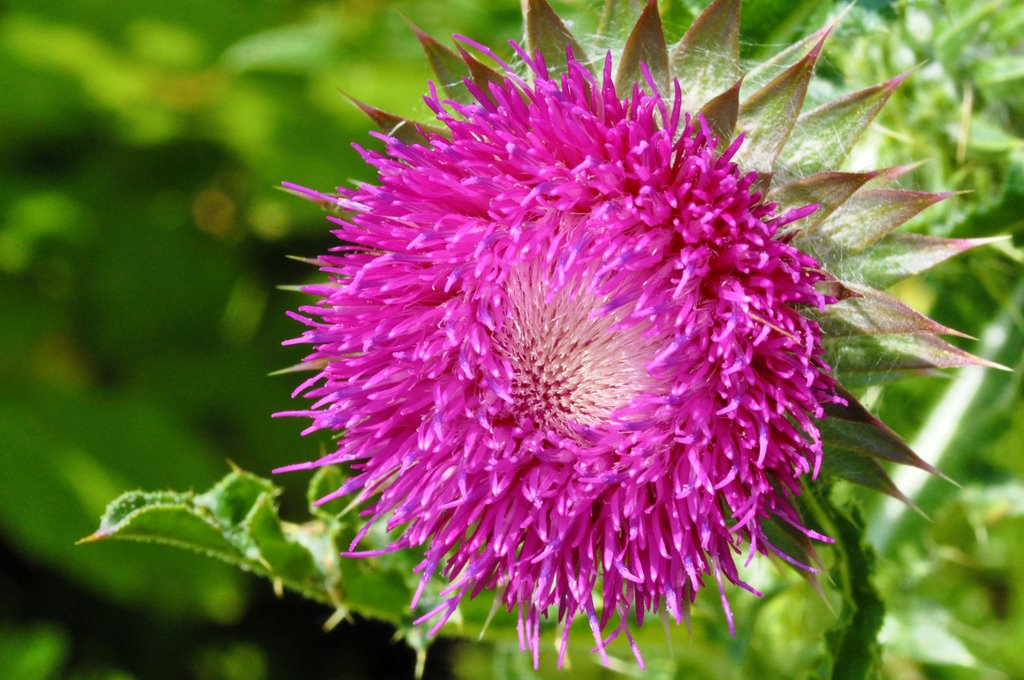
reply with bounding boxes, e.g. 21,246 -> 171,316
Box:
79,469 -> 443,629
822,387 -> 948,479
404,17 -> 473,104
670,0 -> 740,110
521,0 -> 588,74
770,170 -> 881,234
828,234 -> 1007,289
798,189 -> 954,258
782,72 -> 910,174
736,30 -> 828,175
825,333 -> 1006,380
815,282 -> 968,338
700,78 -> 742,148
343,94 -> 445,145
81,489 -> 239,557
597,0 -> 644,45
615,0 -> 670,94
80,471 -> 341,606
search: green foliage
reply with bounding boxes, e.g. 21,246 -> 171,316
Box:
88,464 -> 891,678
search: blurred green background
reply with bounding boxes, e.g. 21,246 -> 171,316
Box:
1,0 -> 1022,678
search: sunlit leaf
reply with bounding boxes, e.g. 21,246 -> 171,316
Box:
597,0 -> 644,45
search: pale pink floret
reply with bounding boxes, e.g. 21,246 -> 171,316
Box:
279,46 -> 837,667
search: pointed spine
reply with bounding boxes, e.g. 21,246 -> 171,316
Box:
522,0 -> 588,74
700,78 -> 742,148
798,189 -> 956,257
782,71 -> 911,174
824,332 -> 1008,380
822,386 -> 952,481
742,24 -> 831,97
343,93 -> 444,146
736,29 -> 829,176
829,234 -> 1009,289
615,0 -> 670,93
670,0 -> 740,110
815,282 -> 969,338
770,170 -> 882,235
456,45 -> 506,95
404,17 -> 473,104
819,445 -> 923,513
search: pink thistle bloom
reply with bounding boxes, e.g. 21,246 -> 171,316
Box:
279,46 -> 838,666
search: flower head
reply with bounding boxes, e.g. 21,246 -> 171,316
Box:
279,0 -> 996,667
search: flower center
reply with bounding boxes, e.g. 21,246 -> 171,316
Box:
494,262 -> 660,433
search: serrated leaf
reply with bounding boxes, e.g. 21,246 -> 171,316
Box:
196,470 -> 278,528
827,234 -> 1006,289
670,0 -> 740,111
521,0 -> 588,74
797,189 -> 952,258
597,0 -> 644,45
245,494 -> 324,587
815,282 -> 967,338
700,78 -> 741,147
615,0 -> 670,94
736,30 -> 828,175
822,386 -> 946,478
782,72 -> 908,175
306,465 -> 355,521
825,333 -> 1003,380
770,170 -> 880,234
83,471 -> 339,606
404,18 -> 473,104
343,94 -> 444,146
85,490 -> 241,560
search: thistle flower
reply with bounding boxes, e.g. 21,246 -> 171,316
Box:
278,0 -> 998,667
